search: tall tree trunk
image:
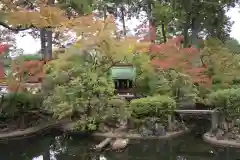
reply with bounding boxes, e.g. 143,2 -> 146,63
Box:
40,28 -> 47,60
191,28 -> 198,46
120,4 -> 126,36
45,0 -> 54,61
190,17 -> 202,67
103,5 -> 107,20
171,0 -> 176,10
147,0 -> 155,43
190,17 -> 200,47
182,0 -> 192,47
216,10 -> 224,41
161,23 -> 167,43
183,12 -> 191,47
46,30 -> 52,60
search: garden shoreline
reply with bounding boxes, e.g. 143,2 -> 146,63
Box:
203,132 -> 240,148
0,121 -> 189,141
0,121 -> 69,141
91,129 -> 189,139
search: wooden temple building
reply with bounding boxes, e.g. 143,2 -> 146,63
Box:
110,64 -> 137,99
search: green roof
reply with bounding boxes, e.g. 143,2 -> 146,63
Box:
111,66 -> 136,81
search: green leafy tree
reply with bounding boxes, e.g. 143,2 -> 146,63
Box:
152,1 -> 175,43
207,88 -> 240,120
201,38 -> 240,90
42,15 -> 148,131
224,37 -> 240,55
132,53 -> 155,96
43,53 -> 120,130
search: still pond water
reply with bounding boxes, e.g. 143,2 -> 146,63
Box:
0,132 -> 239,160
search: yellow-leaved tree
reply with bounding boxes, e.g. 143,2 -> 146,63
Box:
1,0 -> 71,28
2,0 -> 151,130
2,4 -> 149,130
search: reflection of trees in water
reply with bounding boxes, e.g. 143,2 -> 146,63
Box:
103,135 -> 239,160
176,156 -> 187,160
48,135 -> 240,160
49,136 -> 68,159
0,136 -> 54,160
0,134 -> 239,160
49,135 -> 98,160
0,135 -> 97,160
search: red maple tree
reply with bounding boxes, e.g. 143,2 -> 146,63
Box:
7,60 -> 44,92
136,23 -> 211,86
0,44 -> 9,53
12,60 -> 44,83
0,44 -> 9,79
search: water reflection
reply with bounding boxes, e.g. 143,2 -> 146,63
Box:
0,133 -> 239,160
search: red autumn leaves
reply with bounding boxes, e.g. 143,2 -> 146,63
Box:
0,44 -> 9,54
0,44 -> 9,79
7,60 -> 44,92
12,60 -> 44,83
0,43 -> 44,90
149,37 -> 211,86
0,31 -> 211,88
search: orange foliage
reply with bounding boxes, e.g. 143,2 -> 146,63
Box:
135,22 -> 211,86
7,60 -> 44,92
0,44 -> 10,80
12,60 -> 44,83
0,63 -> 5,80
150,37 -> 211,86
7,80 -> 25,92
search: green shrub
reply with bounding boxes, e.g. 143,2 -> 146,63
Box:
207,88 -> 240,119
165,70 -> 199,103
1,92 -> 43,116
73,117 -> 98,131
106,97 -> 130,118
107,97 -> 128,108
130,95 -> 176,118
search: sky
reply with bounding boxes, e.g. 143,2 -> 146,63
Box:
15,7 -> 240,54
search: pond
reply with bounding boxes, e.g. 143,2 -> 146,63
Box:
0,131 -> 239,160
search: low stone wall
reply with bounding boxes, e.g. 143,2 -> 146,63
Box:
0,120 -> 72,141
0,122 -> 189,141
0,122 -> 58,141
203,133 -> 240,148
92,129 -> 189,140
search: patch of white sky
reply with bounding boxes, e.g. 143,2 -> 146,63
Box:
15,7 -> 240,54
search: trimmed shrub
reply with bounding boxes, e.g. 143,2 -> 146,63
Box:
130,95 -> 176,118
207,88 -> 240,119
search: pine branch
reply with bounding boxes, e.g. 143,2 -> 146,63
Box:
0,21 -> 35,32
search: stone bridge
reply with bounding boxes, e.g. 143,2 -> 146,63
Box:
174,108 -> 219,131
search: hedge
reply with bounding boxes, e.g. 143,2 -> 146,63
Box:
207,88 -> 240,119
130,95 -> 176,118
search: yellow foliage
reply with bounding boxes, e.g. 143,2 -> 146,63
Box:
3,1 -> 149,64
6,4 -> 71,28
71,14 -> 150,62
201,39 -> 240,82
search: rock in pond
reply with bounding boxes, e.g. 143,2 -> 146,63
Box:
215,128 -> 225,140
111,138 -> 129,150
140,126 -> 153,137
145,120 -> 155,131
154,123 -> 166,136
235,135 -> 240,143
